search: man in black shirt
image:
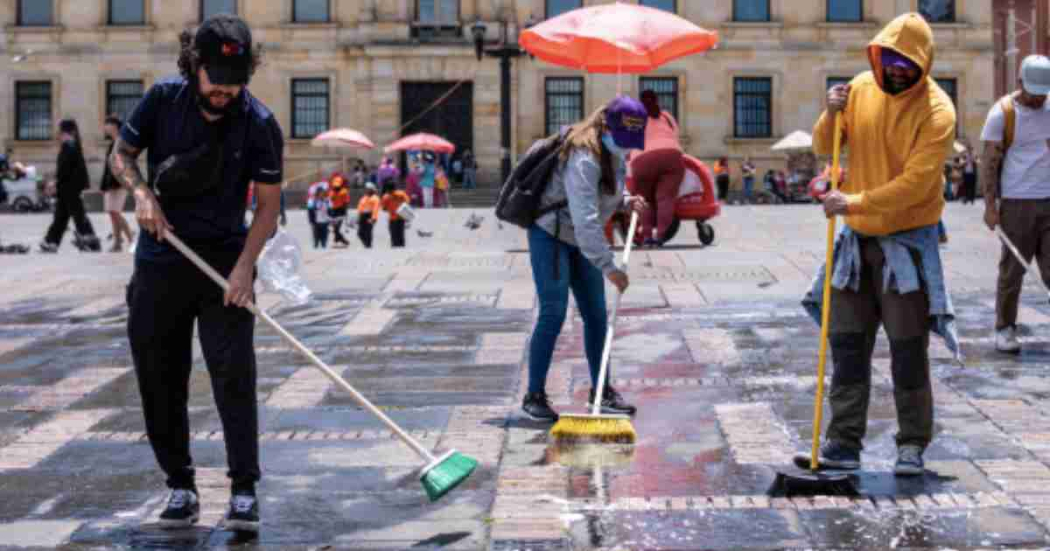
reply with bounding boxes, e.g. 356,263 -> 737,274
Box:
109,14 -> 283,534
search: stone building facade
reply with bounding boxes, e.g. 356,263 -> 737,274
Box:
0,0 -> 994,194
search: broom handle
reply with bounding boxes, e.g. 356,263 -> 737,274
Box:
164,233 -> 437,464
591,211 -> 639,416
996,226 -> 1033,275
810,112 -> 843,471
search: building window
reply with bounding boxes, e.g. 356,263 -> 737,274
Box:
826,76 -> 851,91
919,0 -> 954,23
16,82 -> 52,141
545,77 -> 584,137
109,0 -> 145,25
733,0 -> 770,22
640,77 -> 679,122
418,0 -> 458,23
106,80 -> 144,121
546,0 -> 581,19
291,79 -> 329,139
827,0 -> 862,22
640,0 -> 676,12
201,0 -> 237,20
17,0 -> 52,26
734,77 -> 772,138
294,0 -> 330,23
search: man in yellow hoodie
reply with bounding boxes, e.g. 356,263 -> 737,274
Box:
798,13 -> 958,477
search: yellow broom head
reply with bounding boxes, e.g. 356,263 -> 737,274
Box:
547,441 -> 635,469
549,413 -> 636,444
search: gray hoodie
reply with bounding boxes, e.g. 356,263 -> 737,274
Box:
534,147 -> 630,275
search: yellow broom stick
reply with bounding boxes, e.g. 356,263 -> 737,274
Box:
810,112 -> 843,471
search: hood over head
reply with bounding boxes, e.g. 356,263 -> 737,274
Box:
867,13 -> 934,95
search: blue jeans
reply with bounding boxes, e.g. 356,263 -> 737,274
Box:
743,176 -> 754,202
464,168 -> 476,189
527,225 -> 608,395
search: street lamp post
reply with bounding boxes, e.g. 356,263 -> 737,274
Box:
472,19 -> 524,185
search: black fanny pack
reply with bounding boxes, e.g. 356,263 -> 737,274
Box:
153,141 -> 224,199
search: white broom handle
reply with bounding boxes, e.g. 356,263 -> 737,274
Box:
996,226 -> 1034,275
164,233 -> 436,463
591,211 -> 639,416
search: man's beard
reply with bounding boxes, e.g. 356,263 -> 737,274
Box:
883,70 -> 920,95
194,79 -> 237,116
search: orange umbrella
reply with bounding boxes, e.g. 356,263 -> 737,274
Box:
310,128 -> 375,149
384,132 -> 456,154
519,2 -> 718,74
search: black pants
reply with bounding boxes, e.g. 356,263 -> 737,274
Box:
45,191 -> 95,246
312,222 -> 329,248
716,175 -> 730,201
357,212 -> 374,248
390,219 -> 406,248
127,251 -> 259,493
330,208 -> 349,245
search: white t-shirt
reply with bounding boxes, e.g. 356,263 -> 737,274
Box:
981,98 -> 1050,199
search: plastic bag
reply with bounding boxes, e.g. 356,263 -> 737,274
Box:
256,229 -> 312,305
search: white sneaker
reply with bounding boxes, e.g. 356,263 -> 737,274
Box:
996,326 -> 1021,353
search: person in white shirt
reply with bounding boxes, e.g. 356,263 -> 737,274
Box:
981,54 -> 1050,353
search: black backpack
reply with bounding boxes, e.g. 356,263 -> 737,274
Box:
495,131 -> 568,228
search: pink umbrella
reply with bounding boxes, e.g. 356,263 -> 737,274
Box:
519,2 -> 718,75
310,128 -> 375,149
384,133 -> 456,154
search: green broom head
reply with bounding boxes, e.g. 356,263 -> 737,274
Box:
420,449 -> 478,502
550,413 -> 636,444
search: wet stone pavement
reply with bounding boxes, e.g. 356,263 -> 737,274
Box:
2,205 -> 1050,549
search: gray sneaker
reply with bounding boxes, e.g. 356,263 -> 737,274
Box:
894,445 -> 925,476
996,326 -> 1021,354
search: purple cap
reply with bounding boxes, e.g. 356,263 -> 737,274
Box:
881,49 -> 919,72
605,96 -> 647,150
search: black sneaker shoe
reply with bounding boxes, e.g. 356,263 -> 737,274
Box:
38,242 -> 58,253
589,386 -> 637,416
894,445 -> 925,476
792,441 -> 861,471
223,493 -> 260,533
158,489 -> 200,529
522,392 -> 559,422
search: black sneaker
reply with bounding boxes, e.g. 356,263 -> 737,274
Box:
158,489 -> 200,529
894,445 -> 925,476
223,493 -> 260,533
38,242 -> 58,253
792,441 -> 861,471
522,392 -> 559,422
589,386 -> 637,416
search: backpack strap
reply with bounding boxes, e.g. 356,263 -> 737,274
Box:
1001,94 -> 1016,151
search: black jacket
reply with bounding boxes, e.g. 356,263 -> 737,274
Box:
56,139 -> 89,194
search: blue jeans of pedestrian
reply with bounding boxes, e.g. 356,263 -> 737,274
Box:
743,176 -> 754,202
527,225 -> 608,395
464,168 -> 476,189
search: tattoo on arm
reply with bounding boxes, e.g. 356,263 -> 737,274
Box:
980,143 -> 1001,207
110,137 -> 146,190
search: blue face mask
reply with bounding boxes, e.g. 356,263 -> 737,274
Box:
602,133 -> 627,159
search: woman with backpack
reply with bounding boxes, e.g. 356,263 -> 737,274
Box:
630,90 -> 684,247
521,96 -> 649,423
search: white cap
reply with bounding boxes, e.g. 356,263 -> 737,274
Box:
365,182 -> 377,191
1021,55 -> 1050,96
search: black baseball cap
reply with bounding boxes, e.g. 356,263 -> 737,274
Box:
195,14 -> 252,85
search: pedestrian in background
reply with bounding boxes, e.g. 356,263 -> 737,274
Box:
420,152 -> 436,208
328,173 -> 351,248
356,182 -> 380,248
630,89 -> 684,247
40,118 -> 100,253
462,149 -> 477,190
381,181 -> 410,248
741,156 -> 756,204
311,184 -> 330,249
100,115 -> 135,252
713,156 -> 730,201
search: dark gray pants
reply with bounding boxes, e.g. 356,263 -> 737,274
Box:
995,199 -> 1050,330
827,238 -> 933,451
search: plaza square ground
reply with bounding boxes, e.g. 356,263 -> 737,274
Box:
2,203 -> 1050,550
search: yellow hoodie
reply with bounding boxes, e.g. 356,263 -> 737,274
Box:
812,13 -> 955,236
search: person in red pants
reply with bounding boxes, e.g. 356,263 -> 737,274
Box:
629,90 -> 684,247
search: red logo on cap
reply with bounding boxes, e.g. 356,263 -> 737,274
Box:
221,42 -> 244,57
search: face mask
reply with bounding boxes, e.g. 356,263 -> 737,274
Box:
602,133 -> 627,159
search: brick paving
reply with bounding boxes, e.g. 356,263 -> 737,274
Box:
2,205 -> 1050,549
